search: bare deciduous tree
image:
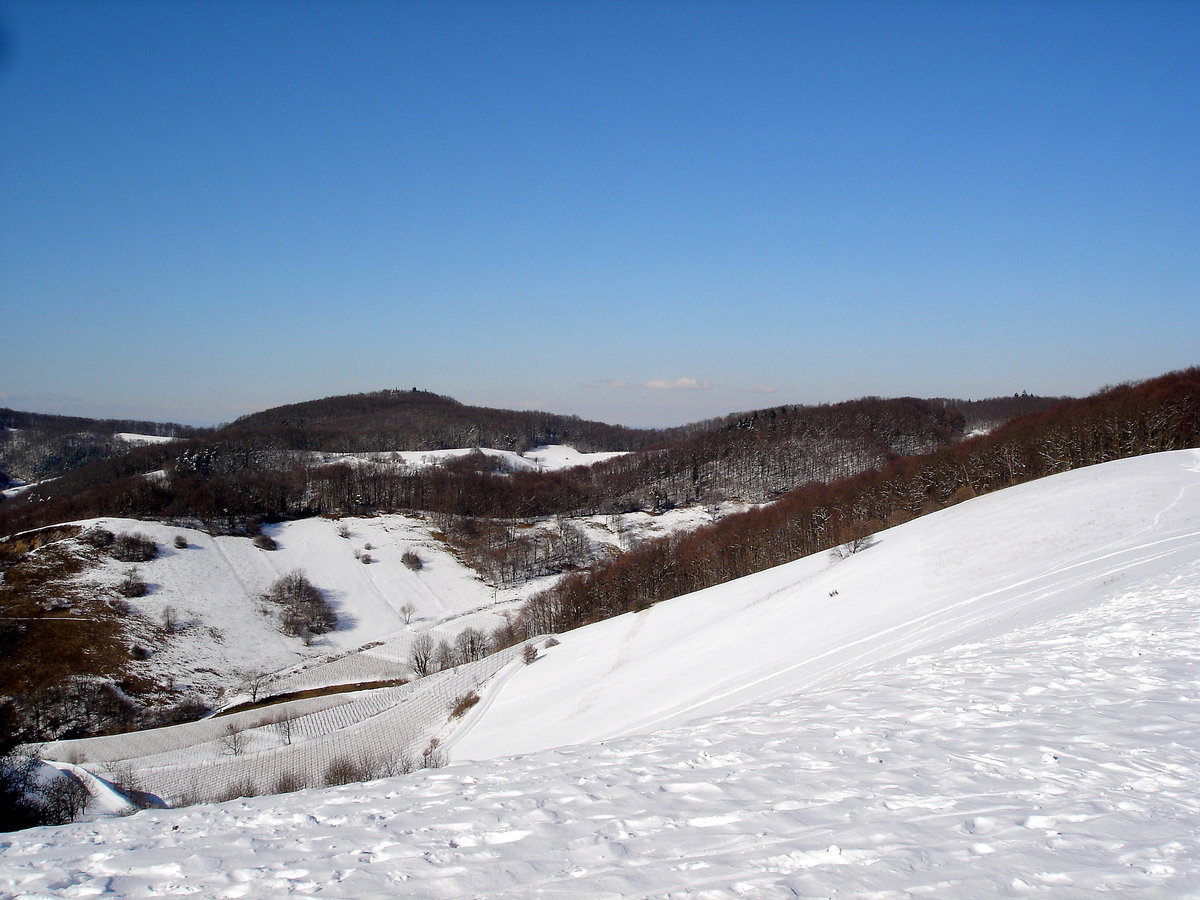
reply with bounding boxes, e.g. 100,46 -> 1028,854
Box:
409,632 -> 435,677
220,721 -> 247,756
270,709 -> 295,745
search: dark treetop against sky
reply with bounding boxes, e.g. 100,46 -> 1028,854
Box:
2,0 -> 1197,427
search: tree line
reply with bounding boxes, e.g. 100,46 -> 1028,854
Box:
0,409 -> 208,485
1,393 -> 1033,538
512,368 -> 1200,637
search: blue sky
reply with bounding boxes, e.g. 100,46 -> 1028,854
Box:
1,0 -> 1197,428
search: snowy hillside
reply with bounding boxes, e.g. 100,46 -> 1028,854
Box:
300,443 -> 627,475
453,448 -> 1200,760
69,498 -> 743,705
73,513 -> 510,702
3,450 -> 1199,896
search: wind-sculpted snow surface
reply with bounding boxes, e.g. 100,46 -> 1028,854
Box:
3,573 -> 1199,897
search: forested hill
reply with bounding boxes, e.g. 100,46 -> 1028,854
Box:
579,396 -> 968,507
0,386 -> 1078,537
0,410 -> 208,485
519,367 -> 1200,637
217,389 -> 670,453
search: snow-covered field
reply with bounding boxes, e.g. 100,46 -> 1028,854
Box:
113,433 -> 178,446
75,513 -> 508,701
3,450 -> 1200,897
71,498 -> 745,704
302,443 -> 628,475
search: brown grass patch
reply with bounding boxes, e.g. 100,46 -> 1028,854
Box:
0,533 -> 138,733
215,677 -> 410,717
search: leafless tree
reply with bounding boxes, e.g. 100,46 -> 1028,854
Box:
220,721 -> 247,756
270,709 -> 295,745
409,632 -> 435,677
239,669 -> 275,703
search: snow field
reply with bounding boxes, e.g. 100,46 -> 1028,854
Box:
77,498 -> 746,704
300,443 -> 628,475
75,512 -> 506,700
6,450 -> 1200,896
4,570 -> 1198,897
454,449 -> 1200,760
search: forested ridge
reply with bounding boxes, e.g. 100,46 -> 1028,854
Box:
0,410 -> 209,486
515,368 -> 1200,637
0,373 -> 1192,748
218,388 -> 672,454
0,390 -> 1044,538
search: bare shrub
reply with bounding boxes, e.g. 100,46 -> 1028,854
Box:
324,756 -> 366,786
273,771 -> 307,794
173,534 -> 188,549
40,771 -> 91,825
544,636 -> 561,648
421,739 -> 447,769
360,553 -> 373,565
171,786 -> 201,808
363,542 -> 373,551
212,778 -> 258,802
522,643 -> 539,665
449,690 -> 480,718
252,534 -> 278,551
454,627 -> 489,663
373,753 -> 415,778
830,521 -> 877,560
239,669 -> 275,703
101,761 -> 142,797
399,602 -> 416,625
0,752 -> 47,830
336,523 -> 351,539
269,710 -> 295,745
111,532 -> 158,562
81,527 -> 114,550
262,570 -> 336,640
434,639 -> 457,672
117,566 -> 148,598
401,550 -> 423,571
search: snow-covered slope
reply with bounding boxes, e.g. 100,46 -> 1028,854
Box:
75,501 -> 745,703
3,450 -> 1200,897
78,514 -> 507,700
303,443 -> 628,474
452,448 -> 1200,761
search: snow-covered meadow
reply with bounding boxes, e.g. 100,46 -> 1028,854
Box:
74,500 -> 745,704
3,449 -> 1200,897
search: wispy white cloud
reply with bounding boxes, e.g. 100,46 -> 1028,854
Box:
591,378 -> 634,389
741,384 -> 777,394
644,377 -> 714,391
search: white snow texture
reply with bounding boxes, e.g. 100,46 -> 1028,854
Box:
2,449 -> 1200,898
